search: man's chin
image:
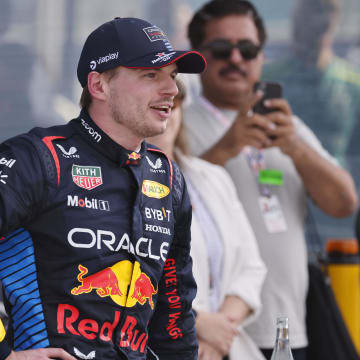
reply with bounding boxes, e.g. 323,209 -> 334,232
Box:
222,82 -> 252,97
142,123 -> 167,139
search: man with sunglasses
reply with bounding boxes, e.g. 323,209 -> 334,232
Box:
183,1 -> 358,360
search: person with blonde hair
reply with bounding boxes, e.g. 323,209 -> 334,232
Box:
149,80 -> 266,360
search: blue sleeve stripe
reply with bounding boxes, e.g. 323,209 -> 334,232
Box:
0,244 -> 34,272
7,272 -> 37,299
14,315 -> 45,343
7,277 -> 38,303
0,257 -> 35,280
16,334 -> 50,351
13,303 -> 42,325
14,325 -> 48,350
11,296 -> 41,318
0,229 -> 50,350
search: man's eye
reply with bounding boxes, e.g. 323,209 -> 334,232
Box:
145,72 -> 156,78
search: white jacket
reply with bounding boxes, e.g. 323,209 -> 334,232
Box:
177,152 -> 267,360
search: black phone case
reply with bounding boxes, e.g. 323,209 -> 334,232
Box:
253,82 -> 283,114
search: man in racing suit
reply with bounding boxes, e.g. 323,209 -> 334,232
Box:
0,17 -> 206,360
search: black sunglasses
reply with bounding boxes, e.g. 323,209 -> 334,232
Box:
201,39 -> 262,61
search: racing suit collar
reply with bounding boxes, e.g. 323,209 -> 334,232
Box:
71,109 -> 146,166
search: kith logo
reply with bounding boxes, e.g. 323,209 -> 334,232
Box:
56,144 -> 79,158
0,157 -> 16,168
72,165 -> 103,190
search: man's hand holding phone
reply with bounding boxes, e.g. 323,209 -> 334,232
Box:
252,82 -> 299,155
202,81 -> 299,165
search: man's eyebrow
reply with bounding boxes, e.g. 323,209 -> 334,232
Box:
138,68 -> 159,72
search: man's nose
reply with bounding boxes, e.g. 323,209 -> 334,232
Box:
162,77 -> 178,97
229,46 -> 244,64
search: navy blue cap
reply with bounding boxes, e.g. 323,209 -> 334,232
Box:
77,17 -> 207,87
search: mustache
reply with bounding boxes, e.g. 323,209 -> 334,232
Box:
219,64 -> 247,77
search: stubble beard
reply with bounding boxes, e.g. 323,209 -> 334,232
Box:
109,95 -> 166,139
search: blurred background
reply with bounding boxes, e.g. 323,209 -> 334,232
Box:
1,0 -> 360,248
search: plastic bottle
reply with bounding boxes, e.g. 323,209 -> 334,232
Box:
270,317 -> 294,360
326,238 -> 360,355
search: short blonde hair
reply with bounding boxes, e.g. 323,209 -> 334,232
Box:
174,79 -> 189,158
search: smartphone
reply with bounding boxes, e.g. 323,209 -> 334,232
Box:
253,81 -> 283,115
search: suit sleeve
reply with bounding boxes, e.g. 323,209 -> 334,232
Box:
0,137 -> 47,237
147,164 -> 198,359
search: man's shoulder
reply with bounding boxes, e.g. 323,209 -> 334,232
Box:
29,121 -> 76,139
145,144 -> 183,199
183,96 -> 207,119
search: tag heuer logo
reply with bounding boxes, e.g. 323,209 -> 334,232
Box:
72,165 -> 103,190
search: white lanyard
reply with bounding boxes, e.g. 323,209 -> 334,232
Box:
198,95 -> 271,196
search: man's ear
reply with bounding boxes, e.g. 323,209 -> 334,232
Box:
87,71 -> 107,101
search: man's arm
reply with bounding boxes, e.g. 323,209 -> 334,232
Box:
201,97 -> 357,217
0,139 -> 76,359
0,318 -> 75,360
6,348 -> 76,360
147,167 -> 198,359
266,98 -> 358,217
198,339 -> 223,360
0,139 -> 47,235
201,93 -> 272,166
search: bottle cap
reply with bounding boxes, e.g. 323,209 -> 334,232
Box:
326,238 -> 359,254
276,316 -> 289,328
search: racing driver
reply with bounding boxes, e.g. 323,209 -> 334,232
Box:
0,17 -> 206,360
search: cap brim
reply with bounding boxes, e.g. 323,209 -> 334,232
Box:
123,50 -> 207,74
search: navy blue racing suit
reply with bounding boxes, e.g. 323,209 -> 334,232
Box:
0,109 -> 197,359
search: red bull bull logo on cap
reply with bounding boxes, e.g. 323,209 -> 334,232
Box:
71,260 -> 157,309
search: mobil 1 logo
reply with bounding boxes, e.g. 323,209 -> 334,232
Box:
67,195 -> 110,211
0,157 -> 16,185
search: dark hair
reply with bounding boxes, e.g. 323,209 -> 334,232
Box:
188,0 -> 266,49
79,85 -> 91,110
79,67 -> 119,110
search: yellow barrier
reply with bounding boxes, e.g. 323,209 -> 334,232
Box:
326,238 -> 360,355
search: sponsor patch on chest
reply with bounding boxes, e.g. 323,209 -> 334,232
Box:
72,165 -> 103,190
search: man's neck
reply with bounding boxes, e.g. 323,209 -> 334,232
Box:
88,107 -> 142,151
201,91 -> 248,114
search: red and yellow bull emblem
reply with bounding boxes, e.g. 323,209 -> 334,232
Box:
128,152 -> 141,161
142,180 -> 170,199
71,260 -> 157,309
